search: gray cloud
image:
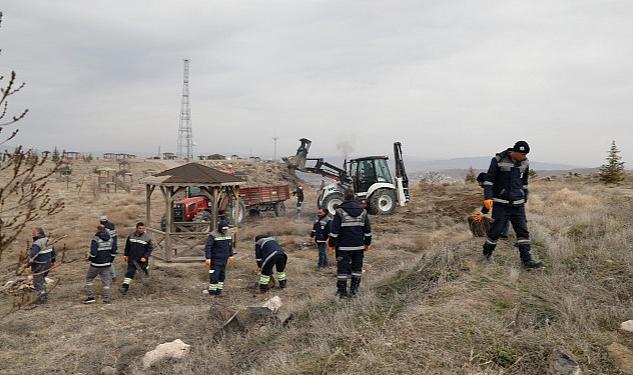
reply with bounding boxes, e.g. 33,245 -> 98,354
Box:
1,0 -> 632,166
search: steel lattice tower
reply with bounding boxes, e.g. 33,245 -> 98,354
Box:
177,59 -> 193,161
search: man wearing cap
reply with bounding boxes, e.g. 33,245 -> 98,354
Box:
99,215 -> 118,281
84,224 -> 116,304
204,220 -> 234,296
481,141 -> 543,269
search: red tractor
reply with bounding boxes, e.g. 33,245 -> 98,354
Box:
161,185 -> 290,230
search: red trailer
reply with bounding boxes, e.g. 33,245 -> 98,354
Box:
239,185 -> 290,217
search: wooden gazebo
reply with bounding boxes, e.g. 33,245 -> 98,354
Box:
141,163 -> 245,262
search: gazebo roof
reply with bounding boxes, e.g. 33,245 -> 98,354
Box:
142,162 -> 245,186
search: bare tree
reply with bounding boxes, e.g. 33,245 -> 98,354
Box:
0,12 -> 64,262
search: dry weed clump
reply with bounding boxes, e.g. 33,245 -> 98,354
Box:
542,187 -> 599,214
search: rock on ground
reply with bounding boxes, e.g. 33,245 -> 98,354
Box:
607,342 -> 633,374
262,296 -> 282,313
142,339 -> 191,369
621,320 -> 633,333
548,349 -> 582,375
99,366 -> 117,375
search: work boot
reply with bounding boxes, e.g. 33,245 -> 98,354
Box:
83,297 -> 96,304
279,280 -> 287,289
482,249 -> 493,262
103,299 -> 111,305
350,278 -> 361,296
522,259 -> 543,269
518,246 -> 542,269
119,284 -> 128,295
336,280 -> 348,299
215,289 -> 222,296
35,294 -> 48,305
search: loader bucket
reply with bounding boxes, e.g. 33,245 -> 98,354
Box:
284,138 -> 312,170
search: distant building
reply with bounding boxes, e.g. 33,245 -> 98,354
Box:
62,151 -> 81,160
115,153 -> 136,160
163,152 -> 177,160
198,153 -> 226,160
104,153 -> 136,160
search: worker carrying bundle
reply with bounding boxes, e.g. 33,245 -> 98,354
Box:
481,141 -> 542,269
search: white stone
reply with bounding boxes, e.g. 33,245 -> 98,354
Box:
142,339 -> 191,369
621,320 -> 633,333
262,296 -> 282,313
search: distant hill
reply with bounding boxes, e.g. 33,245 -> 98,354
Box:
405,157 -> 583,172
293,155 -> 589,183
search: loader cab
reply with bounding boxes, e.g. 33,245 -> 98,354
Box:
349,156 -> 393,193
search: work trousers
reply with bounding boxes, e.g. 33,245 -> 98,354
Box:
260,254 -> 287,290
32,265 -> 50,302
483,203 -> 532,262
316,242 -> 328,268
208,261 -> 227,293
86,265 -> 112,301
122,259 -> 149,287
336,249 -> 364,296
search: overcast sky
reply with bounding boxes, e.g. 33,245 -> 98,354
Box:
1,0 -> 632,167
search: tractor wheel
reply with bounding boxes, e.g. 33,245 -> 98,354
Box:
274,202 -> 286,217
322,192 -> 344,216
160,215 -> 167,231
229,201 -> 246,224
368,189 -> 396,215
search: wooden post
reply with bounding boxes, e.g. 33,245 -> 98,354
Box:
211,187 -> 218,232
145,184 -> 155,227
162,186 -> 173,262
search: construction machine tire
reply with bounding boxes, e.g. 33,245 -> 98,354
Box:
274,202 -> 286,217
322,193 -> 344,216
368,189 -> 396,215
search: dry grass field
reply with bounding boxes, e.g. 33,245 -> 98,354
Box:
1,161 -> 633,374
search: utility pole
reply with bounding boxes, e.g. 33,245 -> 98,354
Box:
272,135 -> 279,161
177,59 -> 193,161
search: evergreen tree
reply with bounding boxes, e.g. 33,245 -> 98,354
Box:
599,140 -> 625,184
465,166 -> 476,183
52,147 -> 60,162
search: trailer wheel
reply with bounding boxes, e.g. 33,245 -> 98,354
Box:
368,189 -> 396,215
322,192 -> 344,216
274,202 -> 286,217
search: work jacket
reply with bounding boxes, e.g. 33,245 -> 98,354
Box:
89,230 -> 116,268
205,231 -> 233,264
255,237 -> 286,268
124,231 -> 154,260
483,150 -> 530,206
328,200 -> 372,251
